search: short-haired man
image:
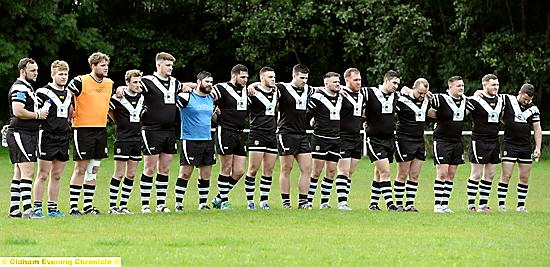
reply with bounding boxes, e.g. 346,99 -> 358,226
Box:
33,60 -> 72,217
364,70 -> 401,211
334,68 -> 366,211
174,71 -> 216,211
243,67 -> 278,210
139,52 -> 183,213
497,84 -> 541,212
7,57 -> 47,218
429,76 -> 469,213
465,74 -> 504,212
211,64 -> 249,210
276,64 -> 314,209
393,78 -> 430,212
107,69 -> 144,214
67,52 -> 113,215
306,72 -> 342,209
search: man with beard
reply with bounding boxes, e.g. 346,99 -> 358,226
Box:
465,74 -> 504,212
393,78 -> 430,212
333,68 -> 366,211
364,70 -> 401,212
7,57 -> 48,218
211,64 -> 249,210
33,60 -> 72,217
174,71 -> 216,211
497,84 -> 541,212
67,52 -> 113,215
243,67 -> 278,210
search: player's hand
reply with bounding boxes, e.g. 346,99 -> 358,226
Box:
533,149 -> 541,162
400,86 -> 412,95
338,89 -> 349,98
38,109 -> 49,120
426,91 -> 434,100
1,125 -> 8,134
182,83 -> 196,93
115,86 -> 126,98
247,82 -> 261,96
473,90 -> 483,97
214,107 -> 221,115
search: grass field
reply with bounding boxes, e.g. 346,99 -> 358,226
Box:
1,147 -> 549,266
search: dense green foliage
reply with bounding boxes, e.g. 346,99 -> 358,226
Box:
1,0 -> 549,126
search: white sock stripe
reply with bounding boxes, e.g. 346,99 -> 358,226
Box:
110,185 -> 120,190
155,181 -> 169,186
121,184 -> 133,190
175,186 -> 188,191
140,182 -> 153,187
175,193 -> 185,198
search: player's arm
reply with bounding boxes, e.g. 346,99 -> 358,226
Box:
533,121 -> 542,160
181,82 -> 196,93
247,82 -> 261,96
11,87 -> 46,119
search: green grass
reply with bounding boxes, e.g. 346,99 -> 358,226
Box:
1,147 -> 549,266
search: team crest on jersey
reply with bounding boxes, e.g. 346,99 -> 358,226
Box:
503,151 -> 507,156
105,147 -> 108,154
254,140 -> 259,145
116,148 -> 121,153
315,145 -> 320,151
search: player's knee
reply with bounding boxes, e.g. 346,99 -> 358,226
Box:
518,175 -> 529,184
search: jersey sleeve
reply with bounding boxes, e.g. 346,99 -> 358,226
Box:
10,84 -> 29,104
176,92 -> 190,108
109,96 -> 117,111
466,96 -> 476,111
67,76 -> 83,96
35,88 -> 49,106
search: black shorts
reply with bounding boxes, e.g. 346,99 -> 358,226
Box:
277,133 -> 311,156
340,135 -> 362,160
247,130 -> 278,154
180,140 -> 216,166
469,140 -> 500,164
114,141 -> 143,161
501,142 -> 532,164
395,140 -> 426,162
7,130 -> 37,164
142,129 -> 177,155
433,140 -> 464,165
365,136 -> 394,163
215,127 -> 247,156
73,127 -> 108,161
38,130 -> 69,162
311,135 -> 341,162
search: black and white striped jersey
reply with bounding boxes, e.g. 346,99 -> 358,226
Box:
213,82 -> 248,131
339,87 -> 365,137
395,93 -> 430,142
502,94 -> 540,146
8,78 -> 39,133
307,88 -> 341,139
140,73 -> 182,131
248,86 -> 277,133
276,82 -> 314,135
466,94 -> 504,142
109,91 -> 144,142
362,86 -> 398,139
36,84 -> 71,134
431,93 -> 468,142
